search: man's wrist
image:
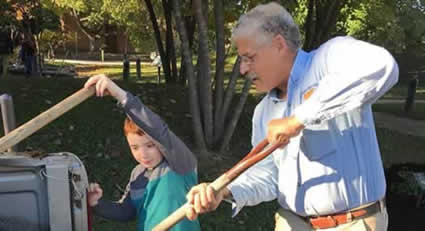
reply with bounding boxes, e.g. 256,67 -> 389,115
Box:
222,187 -> 232,200
290,116 -> 305,133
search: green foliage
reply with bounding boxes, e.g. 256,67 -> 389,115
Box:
0,1 -> 18,29
345,0 -> 425,54
50,0 -> 89,12
102,0 -> 157,53
33,7 -> 61,33
48,0 -> 105,37
38,30 -> 74,54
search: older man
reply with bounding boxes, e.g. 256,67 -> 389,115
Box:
186,2 -> 398,231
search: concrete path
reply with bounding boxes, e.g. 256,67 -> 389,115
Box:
374,112 -> 425,138
372,103 -> 425,165
376,99 -> 425,104
373,99 -> 425,138
47,58 -> 151,66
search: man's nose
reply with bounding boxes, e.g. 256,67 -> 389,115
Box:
240,61 -> 249,75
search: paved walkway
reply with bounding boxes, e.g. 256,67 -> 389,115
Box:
372,101 -> 425,165
376,99 -> 425,104
47,58 -> 152,66
373,99 -> 425,137
374,112 -> 425,138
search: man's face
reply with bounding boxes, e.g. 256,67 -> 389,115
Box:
127,133 -> 163,169
236,35 -> 289,93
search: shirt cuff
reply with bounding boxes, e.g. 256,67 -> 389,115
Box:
293,97 -> 322,126
226,184 -> 246,217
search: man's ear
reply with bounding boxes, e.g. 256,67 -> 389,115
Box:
273,34 -> 288,52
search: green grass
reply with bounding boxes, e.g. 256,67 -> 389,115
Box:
1,71 -> 425,230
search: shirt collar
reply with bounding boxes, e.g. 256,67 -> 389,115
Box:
266,89 -> 286,102
289,49 -> 310,85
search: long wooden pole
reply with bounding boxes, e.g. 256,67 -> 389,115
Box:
0,87 -> 95,153
152,139 -> 283,231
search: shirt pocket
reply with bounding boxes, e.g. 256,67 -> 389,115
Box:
301,122 -> 336,161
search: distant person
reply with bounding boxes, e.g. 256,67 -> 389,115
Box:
0,29 -> 13,78
84,75 -> 200,231
404,75 -> 419,113
151,52 -> 162,83
22,40 -> 35,78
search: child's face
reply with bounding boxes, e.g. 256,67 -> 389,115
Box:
126,133 -> 163,169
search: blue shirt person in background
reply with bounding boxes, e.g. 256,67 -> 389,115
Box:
185,2 -> 398,231
84,75 -> 200,231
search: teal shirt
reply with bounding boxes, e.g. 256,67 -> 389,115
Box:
131,164 -> 200,231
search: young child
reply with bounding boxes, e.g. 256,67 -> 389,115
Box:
84,75 -> 200,231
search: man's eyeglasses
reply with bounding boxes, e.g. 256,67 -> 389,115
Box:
240,53 -> 258,66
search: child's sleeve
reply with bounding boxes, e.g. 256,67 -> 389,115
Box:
121,92 -> 197,175
92,183 -> 137,221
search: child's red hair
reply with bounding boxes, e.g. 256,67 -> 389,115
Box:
123,117 -> 145,137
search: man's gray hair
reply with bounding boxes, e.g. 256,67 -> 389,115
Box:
232,2 -> 301,51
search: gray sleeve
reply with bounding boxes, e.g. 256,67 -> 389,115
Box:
121,92 -> 197,175
92,194 -> 136,222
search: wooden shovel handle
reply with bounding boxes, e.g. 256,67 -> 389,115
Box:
152,139 -> 283,231
0,87 -> 95,153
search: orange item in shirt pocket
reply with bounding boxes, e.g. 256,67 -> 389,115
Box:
303,87 -> 316,100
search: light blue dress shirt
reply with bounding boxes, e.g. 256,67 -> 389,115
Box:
228,36 -> 399,217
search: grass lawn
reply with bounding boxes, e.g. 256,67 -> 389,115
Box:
1,68 -> 425,230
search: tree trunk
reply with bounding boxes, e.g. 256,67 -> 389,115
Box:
178,15 -> 196,84
221,57 -> 241,124
219,78 -> 252,152
303,0 -> 348,51
303,0 -> 315,51
162,0 -> 178,82
172,0 -> 207,151
144,0 -> 171,82
193,0 -> 213,148
213,0 -> 226,143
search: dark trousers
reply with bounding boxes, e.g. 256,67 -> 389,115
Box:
24,55 -> 33,77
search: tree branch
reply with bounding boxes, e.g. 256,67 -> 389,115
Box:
172,0 -> 207,150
